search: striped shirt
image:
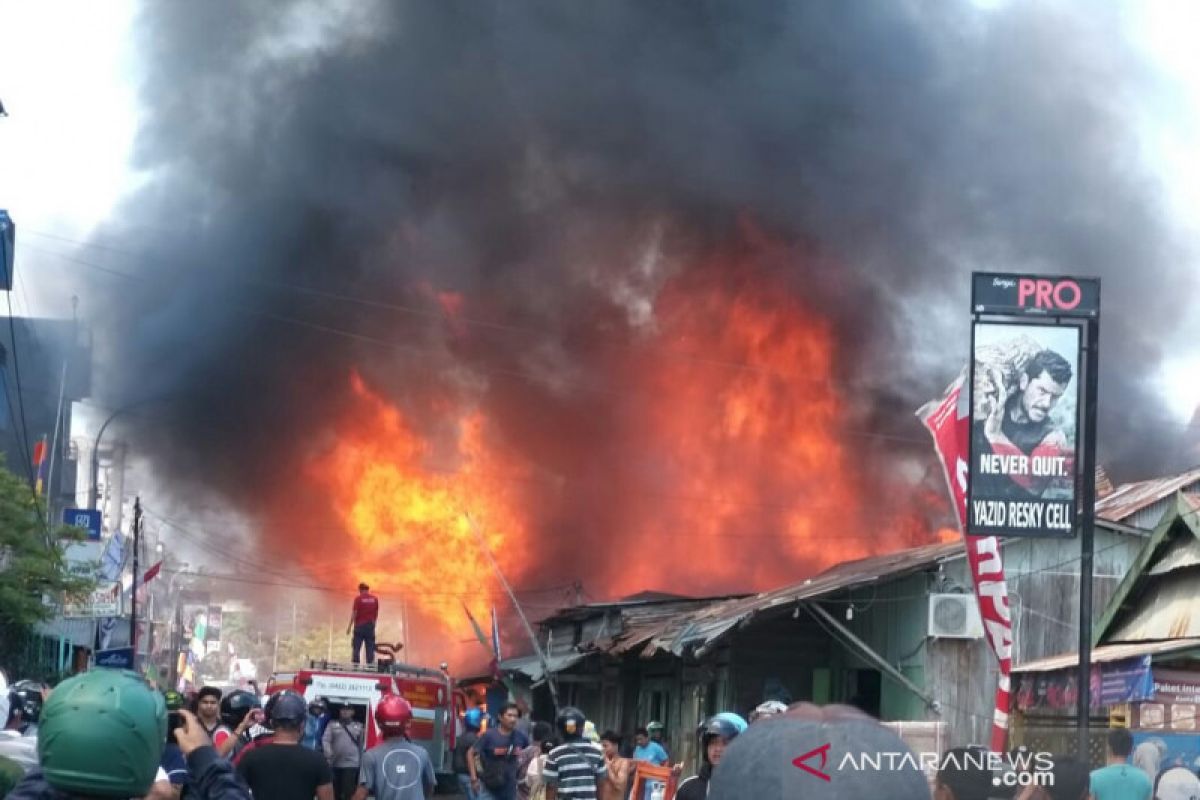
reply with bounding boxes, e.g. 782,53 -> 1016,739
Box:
544,740 -> 605,799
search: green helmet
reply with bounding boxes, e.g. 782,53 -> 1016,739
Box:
38,669 -> 167,798
162,689 -> 185,711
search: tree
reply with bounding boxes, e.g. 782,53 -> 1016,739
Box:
0,463 -> 96,626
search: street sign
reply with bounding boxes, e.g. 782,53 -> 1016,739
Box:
94,647 -> 135,669
63,508 -> 102,541
63,582 -> 122,618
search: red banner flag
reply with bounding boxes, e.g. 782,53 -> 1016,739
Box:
142,560 -> 163,585
918,372 -> 1013,752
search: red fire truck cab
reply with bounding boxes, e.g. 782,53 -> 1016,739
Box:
266,660 -> 466,787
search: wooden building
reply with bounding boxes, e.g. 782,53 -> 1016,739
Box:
1012,492 -> 1200,761
502,521 -> 1144,763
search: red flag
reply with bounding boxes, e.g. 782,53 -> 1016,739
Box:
917,372 -> 1013,753
32,435 -> 48,496
142,560 -> 163,586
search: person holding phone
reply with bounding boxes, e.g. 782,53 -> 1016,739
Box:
213,691 -> 264,760
237,694 -> 334,800
161,690 -> 191,799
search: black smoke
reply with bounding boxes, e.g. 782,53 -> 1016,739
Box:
93,1 -> 1193,584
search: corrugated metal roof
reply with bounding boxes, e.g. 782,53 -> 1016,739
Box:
1148,535 -> 1200,575
643,540 -> 965,657
499,653 -> 587,682
1013,638 -> 1200,673
1096,467 -> 1200,524
1108,569 -> 1200,641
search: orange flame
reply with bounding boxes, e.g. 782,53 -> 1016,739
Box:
310,373 -> 527,631
306,248 -> 952,655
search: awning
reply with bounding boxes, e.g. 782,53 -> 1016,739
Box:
35,617 -> 95,647
499,653 -> 585,682
1013,638 -> 1200,674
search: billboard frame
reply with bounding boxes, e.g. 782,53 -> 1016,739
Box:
969,271 -> 1100,762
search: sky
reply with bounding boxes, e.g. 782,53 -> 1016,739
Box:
0,0 -> 1196,419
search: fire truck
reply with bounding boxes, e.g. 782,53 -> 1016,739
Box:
266,660 -> 467,788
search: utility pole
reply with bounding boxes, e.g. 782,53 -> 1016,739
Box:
131,497 -> 141,666
465,512 -> 560,709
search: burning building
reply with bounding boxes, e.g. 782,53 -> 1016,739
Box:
73,2 -> 1195,658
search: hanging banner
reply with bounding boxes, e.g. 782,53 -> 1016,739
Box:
967,323 -> 1081,537
1014,656 -> 1153,711
917,373 -> 1013,752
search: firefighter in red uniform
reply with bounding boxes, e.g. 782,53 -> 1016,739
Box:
347,582 -> 380,665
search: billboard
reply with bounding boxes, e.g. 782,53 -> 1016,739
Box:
967,322 -> 1080,537
62,583 -> 122,618
972,272 -> 1100,318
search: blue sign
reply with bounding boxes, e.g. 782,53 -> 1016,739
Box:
63,508 -> 102,541
0,211 -> 13,291
94,647 -> 134,670
1097,655 -> 1154,706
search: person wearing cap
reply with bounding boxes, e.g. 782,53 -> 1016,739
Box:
748,701 -> 787,724
237,692 -> 334,800
1153,765 -> 1200,800
705,703 -> 930,800
1090,728 -> 1151,800
645,721 -> 669,759
323,704 -> 365,800
347,583 -> 380,666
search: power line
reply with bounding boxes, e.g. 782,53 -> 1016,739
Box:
24,229 -> 1200,438
21,228 -> 853,386
0,255 -> 43,509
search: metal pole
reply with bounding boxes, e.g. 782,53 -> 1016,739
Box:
131,497 -> 141,667
464,512 -> 560,709
1076,306 -> 1101,763
89,400 -> 157,510
45,359 -> 68,526
89,412 -> 122,510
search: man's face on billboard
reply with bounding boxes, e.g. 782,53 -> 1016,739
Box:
1020,369 -> 1066,422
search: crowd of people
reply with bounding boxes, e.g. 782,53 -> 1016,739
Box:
3,670 -> 1200,800
0,670 -> 434,800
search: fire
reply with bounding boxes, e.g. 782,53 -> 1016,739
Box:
304,246 -> 952,651
310,372 -> 527,631
609,257 -> 876,594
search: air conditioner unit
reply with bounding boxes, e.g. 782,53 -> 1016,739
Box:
927,593 -> 984,639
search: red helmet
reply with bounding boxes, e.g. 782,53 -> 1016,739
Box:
375,695 -> 413,735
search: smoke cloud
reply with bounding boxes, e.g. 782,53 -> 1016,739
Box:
92,1 -> 1192,598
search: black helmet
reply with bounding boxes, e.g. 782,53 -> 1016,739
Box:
555,706 -> 587,740
8,680 -> 47,724
219,690 -> 260,729
268,693 -> 307,727
265,690 -> 303,723
698,713 -> 747,765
